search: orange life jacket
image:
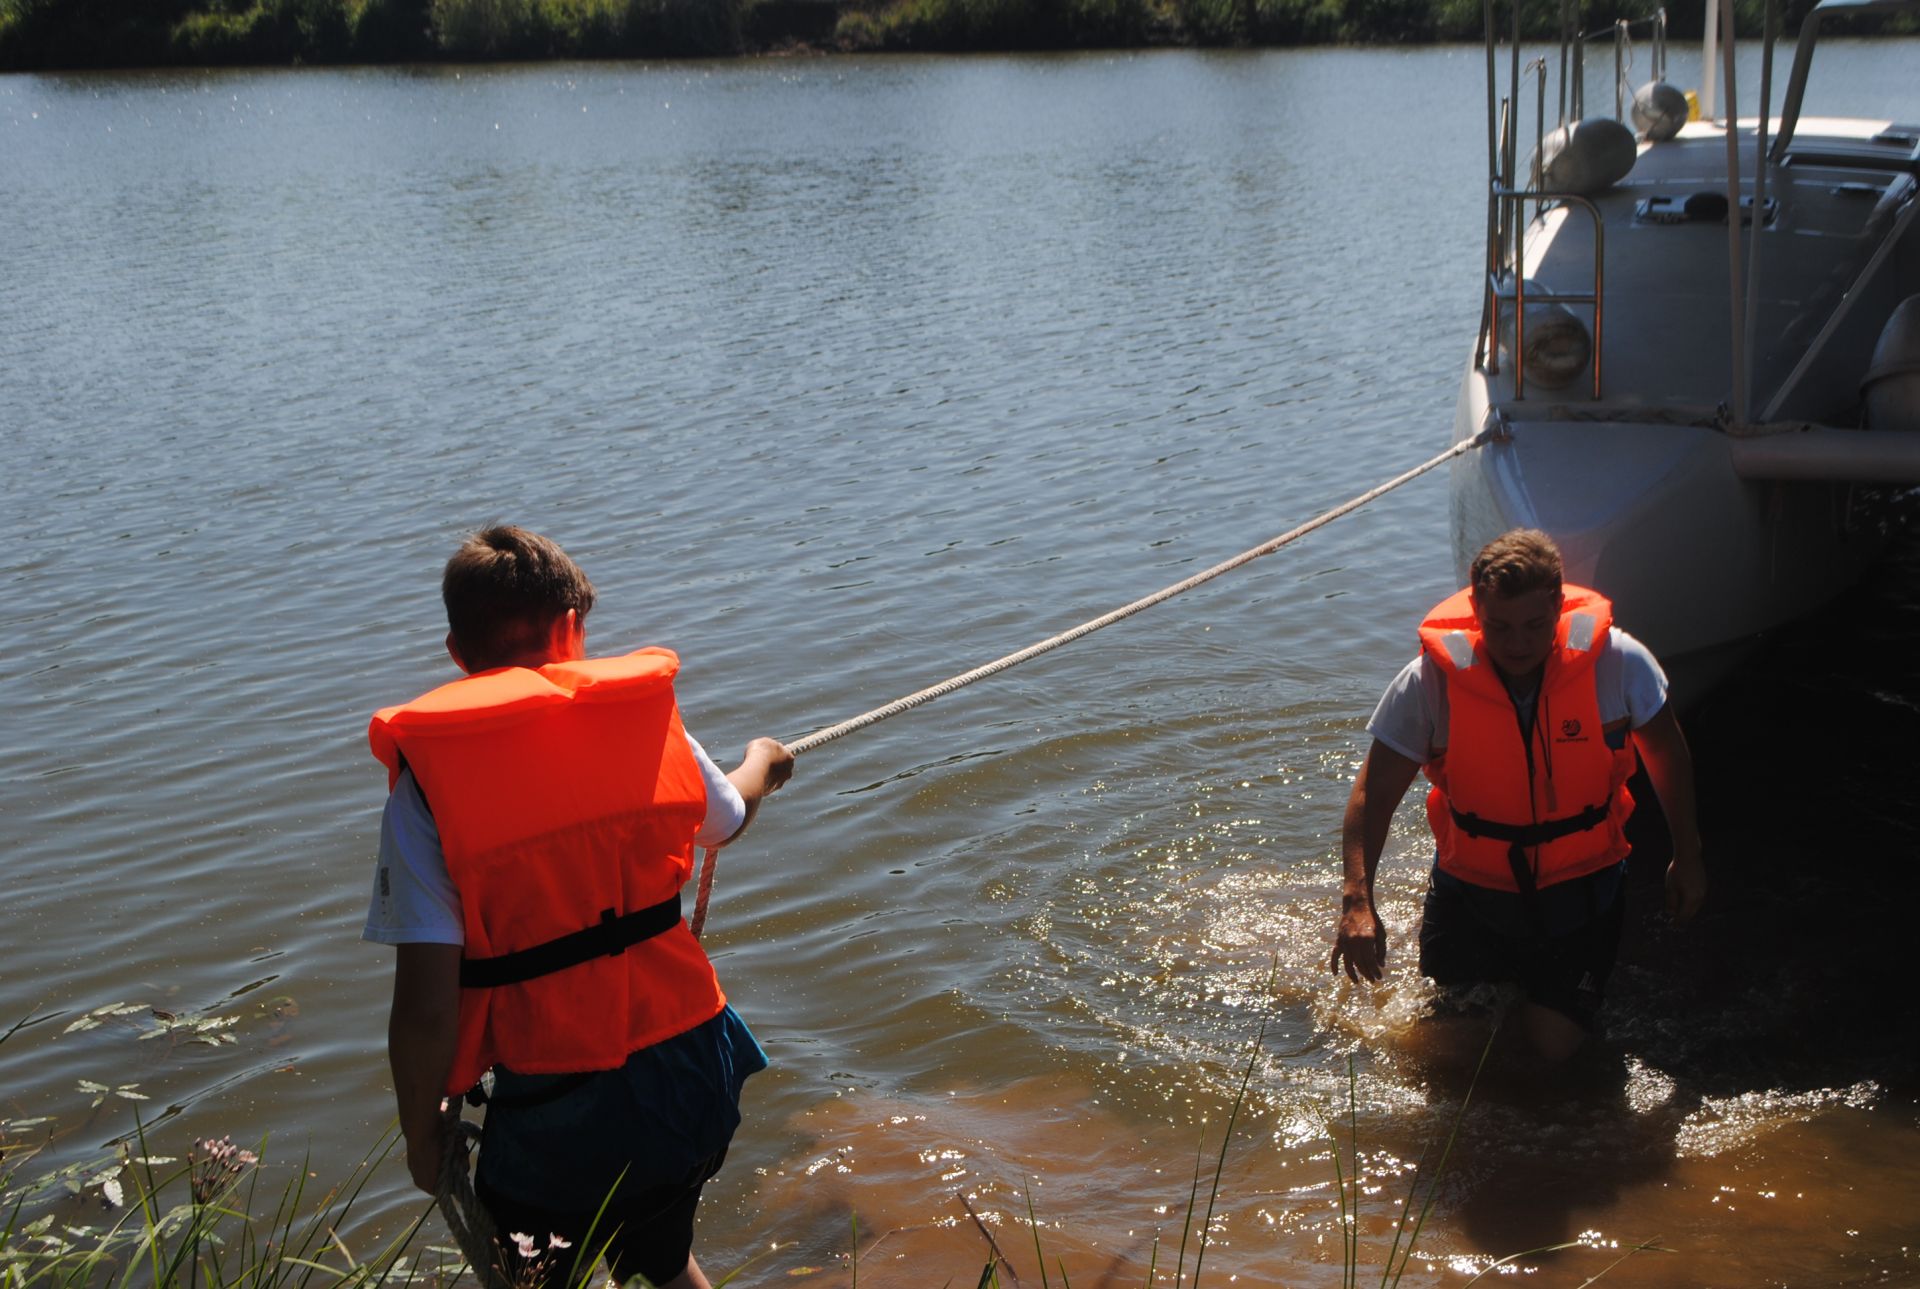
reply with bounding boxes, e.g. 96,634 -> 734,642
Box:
368,648 -> 722,1094
1419,586 -> 1637,894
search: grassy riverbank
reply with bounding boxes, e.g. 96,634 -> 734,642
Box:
1,0 -> 1912,71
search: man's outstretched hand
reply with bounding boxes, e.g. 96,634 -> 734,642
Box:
1331,899 -> 1388,983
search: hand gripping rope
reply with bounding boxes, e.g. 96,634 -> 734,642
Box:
686,428 -> 1495,938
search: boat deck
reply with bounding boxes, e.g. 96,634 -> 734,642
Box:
1505,117 -> 1920,419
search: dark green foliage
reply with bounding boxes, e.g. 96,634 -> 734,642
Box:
426,0 -> 746,56
169,0 -> 352,64
0,0 -> 1911,70
835,0 -> 1165,49
351,0 -> 434,58
1,0 -> 197,67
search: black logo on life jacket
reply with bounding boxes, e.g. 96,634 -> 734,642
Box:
1559,718 -> 1584,739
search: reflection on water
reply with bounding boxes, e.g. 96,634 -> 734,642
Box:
2,43 -> 1917,1288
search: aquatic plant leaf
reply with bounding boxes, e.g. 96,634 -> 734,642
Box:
113,1086 -> 148,1101
62,1016 -> 101,1035
100,1176 -> 123,1208
1,1116 -> 54,1129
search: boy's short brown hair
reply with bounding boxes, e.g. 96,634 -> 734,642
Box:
1469,528 -> 1563,599
443,526 -> 597,671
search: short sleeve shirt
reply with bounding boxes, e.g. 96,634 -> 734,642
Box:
1365,627 -> 1668,764
362,734 -> 746,947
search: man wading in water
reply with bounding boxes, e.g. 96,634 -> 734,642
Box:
363,526 -> 793,1287
1329,529 -> 1706,1060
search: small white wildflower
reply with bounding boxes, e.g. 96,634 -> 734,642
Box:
510,1232 -> 538,1259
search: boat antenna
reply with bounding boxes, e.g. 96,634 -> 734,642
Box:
1702,0 -> 1720,121
1717,0 -> 1749,425
1742,0 -> 1781,420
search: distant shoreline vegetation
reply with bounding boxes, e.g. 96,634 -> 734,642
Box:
0,0 -> 1913,73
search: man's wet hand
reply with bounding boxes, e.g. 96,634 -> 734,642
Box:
1665,849 -> 1706,923
1330,899 -> 1388,983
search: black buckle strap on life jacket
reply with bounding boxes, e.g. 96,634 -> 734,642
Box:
1449,802 -> 1608,945
464,1068 -> 597,1110
458,894 -> 683,989
1448,800 -> 1609,847
1505,841 -> 1547,943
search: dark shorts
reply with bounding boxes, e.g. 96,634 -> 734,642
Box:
1416,862 -> 1626,1033
477,1147 -> 725,1288
473,1004 -> 766,1286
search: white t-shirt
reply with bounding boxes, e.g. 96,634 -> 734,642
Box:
362,734 -> 746,947
1365,627 -> 1668,764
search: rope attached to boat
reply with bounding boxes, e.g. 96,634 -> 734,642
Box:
436,1109 -> 510,1287
687,427 -> 1496,938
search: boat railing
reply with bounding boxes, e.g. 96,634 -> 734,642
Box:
1481,186 -> 1607,401
1474,86 -> 1607,401
1772,0 -> 1920,163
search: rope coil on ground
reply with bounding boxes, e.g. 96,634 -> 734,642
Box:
688,429 -> 1493,938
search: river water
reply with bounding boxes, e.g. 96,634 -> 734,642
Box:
2,40 -> 1916,1288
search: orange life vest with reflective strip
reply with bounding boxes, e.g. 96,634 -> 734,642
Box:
1418,586 -> 1637,893
368,648 -> 722,1094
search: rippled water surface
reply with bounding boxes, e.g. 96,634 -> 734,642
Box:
3,41 -> 1917,1287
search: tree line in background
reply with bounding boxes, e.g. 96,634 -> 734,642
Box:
0,0 -> 1910,70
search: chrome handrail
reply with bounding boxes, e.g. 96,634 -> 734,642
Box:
1772,0 -> 1920,163
1482,187 -> 1607,402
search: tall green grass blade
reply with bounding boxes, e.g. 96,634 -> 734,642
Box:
709,1239 -> 781,1288
1455,1235 -> 1667,1286
1,1008 -> 47,1049
1571,1238 -> 1668,1285
1325,1081 -> 1352,1289
1189,1004 -> 1270,1289
1346,1056 -> 1359,1288
1172,1120 -> 1206,1286
1378,1026 -> 1496,1288
1456,1237 -> 1629,1285
1023,1181 -> 1051,1289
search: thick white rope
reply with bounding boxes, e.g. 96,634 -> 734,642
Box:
688,428 -> 1494,937
436,1110 -> 510,1287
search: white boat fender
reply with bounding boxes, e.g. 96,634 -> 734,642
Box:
1532,117 -> 1638,195
1631,82 -> 1690,143
1496,278 -> 1592,389
1863,295 -> 1920,433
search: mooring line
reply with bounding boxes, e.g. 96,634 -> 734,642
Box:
688,428 -> 1495,938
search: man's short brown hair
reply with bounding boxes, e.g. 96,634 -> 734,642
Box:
443,526 -> 597,671
1469,528 -> 1563,599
